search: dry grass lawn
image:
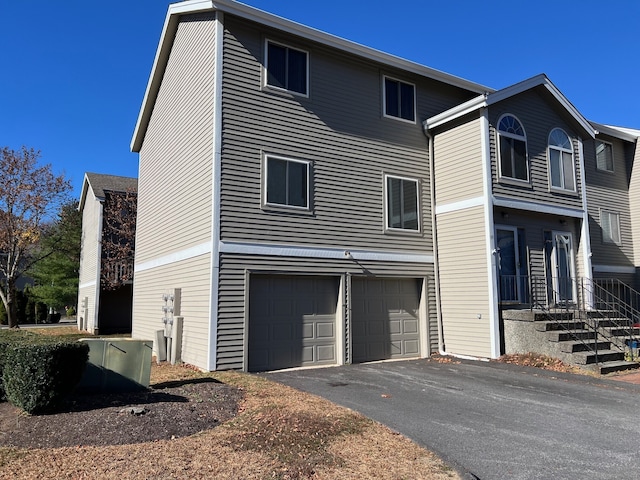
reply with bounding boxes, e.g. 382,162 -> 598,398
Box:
0,336 -> 459,480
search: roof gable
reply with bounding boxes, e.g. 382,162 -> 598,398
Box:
425,74 -> 597,138
78,172 -> 138,212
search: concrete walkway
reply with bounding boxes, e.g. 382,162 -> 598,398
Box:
268,359 -> 640,480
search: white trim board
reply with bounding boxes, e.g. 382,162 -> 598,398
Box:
435,196 -> 485,215
78,280 -> 97,290
219,241 -> 434,264
134,242 -> 213,273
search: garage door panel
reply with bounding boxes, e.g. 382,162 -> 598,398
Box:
352,277 -> 421,363
249,275 -> 339,372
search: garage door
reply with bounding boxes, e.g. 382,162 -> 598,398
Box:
248,275 -> 339,372
351,277 -> 421,363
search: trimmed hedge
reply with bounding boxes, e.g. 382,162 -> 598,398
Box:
0,330 -> 89,413
0,329 -> 33,400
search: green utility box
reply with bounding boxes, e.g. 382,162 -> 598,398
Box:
78,338 -> 153,392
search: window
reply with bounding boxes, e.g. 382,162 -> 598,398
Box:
264,155 -> 310,209
596,140 -> 614,172
548,128 -> 576,191
497,114 -> 528,182
265,41 -> 308,95
601,210 -> 621,244
383,76 -> 415,122
385,175 -> 419,231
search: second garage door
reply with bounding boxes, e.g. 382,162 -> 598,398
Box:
351,277 -> 421,363
248,275 -> 339,372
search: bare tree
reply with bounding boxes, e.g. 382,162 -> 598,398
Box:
0,146 -> 70,328
100,189 -> 137,290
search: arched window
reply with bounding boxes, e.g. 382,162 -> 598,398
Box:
548,128 -> 575,191
497,114 -> 528,181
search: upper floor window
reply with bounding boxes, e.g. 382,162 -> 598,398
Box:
264,155 -> 310,210
383,76 -> 415,122
548,128 -> 576,191
601,209 -> 621,245
385,175 -> 419,231
595,140 -> 614,172
265,41 -> 308,96
497,114 -> 528,182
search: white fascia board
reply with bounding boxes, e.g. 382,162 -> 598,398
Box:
131,0 -> 492,151
486,74 -> 596,139
590,122 -> 639,142
78,173 -> 91,212
424,94 -> 487,130
493,196 -> 584,218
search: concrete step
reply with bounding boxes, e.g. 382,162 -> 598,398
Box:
603,327 -> 640,337
532,312 -> 574,322
547,329 -> 596,342
590,318 -> 633,329
573,349 -> 625,365
598,361 -> 640,375
559,340 -> 611,353
534,321 -> 585,332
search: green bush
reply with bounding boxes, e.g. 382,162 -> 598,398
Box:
0,329 -> 34,400
1,336 -> 89,413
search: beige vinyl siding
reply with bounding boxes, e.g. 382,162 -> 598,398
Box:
629,141 -> 640,267
217,253 -> 437,370
132,253 -> 212,368
584,135 -> 635,267
218,16 -> 476,255
433,115 -> 484,205
77,189 -> 101,332
436,206 -> 492,358
135,13 -> 216,265
489,89 -> 584,209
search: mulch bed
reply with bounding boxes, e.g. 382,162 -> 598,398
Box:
0,378 -> 243,449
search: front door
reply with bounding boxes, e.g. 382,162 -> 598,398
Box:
551,231 -> 576,304
496,227 -> 521,302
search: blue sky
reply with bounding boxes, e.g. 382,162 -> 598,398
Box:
1,0 -> 638,198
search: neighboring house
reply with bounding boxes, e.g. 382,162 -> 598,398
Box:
129,0 -> 639,372
77,173 -> 137,335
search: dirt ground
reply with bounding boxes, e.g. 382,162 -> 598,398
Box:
0,362 -> 460,480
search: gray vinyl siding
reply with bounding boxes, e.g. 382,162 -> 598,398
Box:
436,206 -> 492,358
433,115 -> 484,206
217,252 -> 437,370
132,253 -> 212,369
218,15 -> 476,255
135,13 -> 216,265
489,89 -> 584,209
584,134 -> 634,268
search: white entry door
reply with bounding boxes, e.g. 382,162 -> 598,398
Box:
551,231 -> 576,304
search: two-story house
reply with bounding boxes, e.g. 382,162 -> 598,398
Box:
129,0 -> 639,372
77,172 -> 137,334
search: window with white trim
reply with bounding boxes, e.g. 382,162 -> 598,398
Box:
383,76 -> 415,122
601,209 -> 621,245
595,140 -> 614,172
548,128 -> 576,191
265,41 -> 308,96
385,175 -> 419,231
264,155 -> 310,209
497,114 -> 529,182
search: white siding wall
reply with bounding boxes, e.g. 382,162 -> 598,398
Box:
77,188 -> 101,333
133,13 -> 217,366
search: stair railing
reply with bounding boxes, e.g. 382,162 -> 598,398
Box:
528,276 -> 601,364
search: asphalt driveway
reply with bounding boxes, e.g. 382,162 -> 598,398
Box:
268,359 -> 640,480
